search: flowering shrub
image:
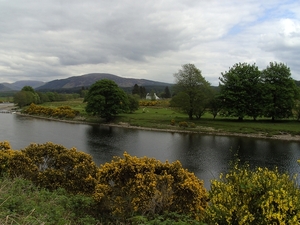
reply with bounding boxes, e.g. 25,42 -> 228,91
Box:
24,103 -> 79,119
170,119 -> 176,126
206,160 -> 300,224
139,100 -> 159,106
0,141 -> 98,195
0,149 -> 37,179
94,152 -> 208,221
139,100 -> 170,107
21,142 -> 99,195
179,121 -> 189,128
189,123 -> 196,128
0,141 -> 12,150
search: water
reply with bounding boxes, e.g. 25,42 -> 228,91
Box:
1,113 -> 300,189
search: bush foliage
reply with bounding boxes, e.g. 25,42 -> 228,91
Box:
0,177 -> 99,225
24,103 -> 80,119
0,142 -> 98,195
94,152 -> 209,221
206,159 -> 300,224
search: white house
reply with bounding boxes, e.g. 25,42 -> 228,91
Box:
146,93 -> 160,100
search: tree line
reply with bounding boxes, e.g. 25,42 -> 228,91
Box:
13,86 -> 81,107
171,62 -> 300,121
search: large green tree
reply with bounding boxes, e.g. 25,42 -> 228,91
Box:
262,62 -> 299,121
170,64 -> 212,119
84,79 -> 129,120
219,62 -> 263,120
13,86 -> 40,107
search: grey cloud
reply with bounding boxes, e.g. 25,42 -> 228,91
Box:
0,0 -> 300,83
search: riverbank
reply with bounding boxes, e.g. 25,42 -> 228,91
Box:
14,111 -> 300,142
0,103 -> 16,111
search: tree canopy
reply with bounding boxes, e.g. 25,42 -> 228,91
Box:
218,61 -> 300,121
171,64 -> 212,119
262,62 -> 299,121
84,79 -> 129,121
219,62 -> 263,120
14,86 -> 40,107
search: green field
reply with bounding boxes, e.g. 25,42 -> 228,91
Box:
38,99 -> 300,137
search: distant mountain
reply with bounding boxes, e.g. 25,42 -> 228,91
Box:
36,73 -> 172,90
0,83 -> 12,91
0,80 -> 45,91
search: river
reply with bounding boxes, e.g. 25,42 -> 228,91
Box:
1,112 -> 300,189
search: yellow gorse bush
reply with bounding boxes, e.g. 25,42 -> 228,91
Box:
206,160 -> 300,224
24,103 -> 79,119
0,141 -> 98,195
21,142 -> 99,194
94,152 -> 208,220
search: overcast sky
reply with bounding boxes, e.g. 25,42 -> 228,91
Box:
0,0 -> 299,85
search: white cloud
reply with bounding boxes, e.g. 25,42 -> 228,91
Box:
0,0 -> 299,85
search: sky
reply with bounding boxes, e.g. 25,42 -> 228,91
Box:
0,0 -> 299,85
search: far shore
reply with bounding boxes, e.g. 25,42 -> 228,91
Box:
11,109 -> 300,142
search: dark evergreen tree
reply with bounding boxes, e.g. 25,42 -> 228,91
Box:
132,84 -> 140,96
164,86 -> 171,98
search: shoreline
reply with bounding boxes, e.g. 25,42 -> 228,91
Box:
14,112 -> 300,142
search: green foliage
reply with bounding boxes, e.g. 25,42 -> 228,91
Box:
127,94 -> 140,113
84,79 -> 129,121
206,160 -> 300,224
130,212 -> 206,225
21,85 -> 35,92
208,92 -> 222,119
178,121 -> 189,128
13,90 -> 40,107
0,177 -> 99,225
219,62 -> 263,120
94,152 -> 208,221
293,100 -> 300,120
171,64 -> 212,120
219,61 -> 300,121
262,62 -> 299,121
170,119 -> 176,126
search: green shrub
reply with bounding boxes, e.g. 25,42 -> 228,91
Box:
178,121 -> 188,128
130,212 -> 206,225
170,119 -> 176,126
0,177 -> 99,225
206,160 -> 300,224
189,123 -> 196,128
94,152 -> 208,221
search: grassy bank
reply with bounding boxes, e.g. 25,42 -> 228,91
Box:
38,99 -> 300,139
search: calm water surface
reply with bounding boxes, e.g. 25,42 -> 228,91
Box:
1,113 -> 300,189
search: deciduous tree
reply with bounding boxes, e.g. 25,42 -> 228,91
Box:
219,62 -> 263,120
13,86 -> 40,107
84,79 -> 129,121
262,62 -> 299,121
171,64 -> 212,119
